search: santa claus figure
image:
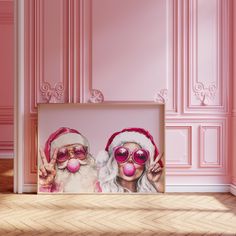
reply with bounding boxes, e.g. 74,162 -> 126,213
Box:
38,127 -> 97,193
96,128 -> 164,193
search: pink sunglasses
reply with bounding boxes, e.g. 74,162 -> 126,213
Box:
56,145 -> 88,163
114,146 -> 149,165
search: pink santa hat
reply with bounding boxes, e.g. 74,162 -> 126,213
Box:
44,127 -> 89,162
96,128 -> 163,167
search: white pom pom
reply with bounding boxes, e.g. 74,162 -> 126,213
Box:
96,150 -> 109,168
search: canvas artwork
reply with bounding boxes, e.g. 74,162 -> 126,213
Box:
38,103 -> 165,194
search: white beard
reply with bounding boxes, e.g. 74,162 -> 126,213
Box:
54,163 -> 97,193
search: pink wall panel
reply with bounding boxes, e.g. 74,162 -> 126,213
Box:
0,25 -> 14,107
165,119 -> 228,179
36,0 -> 69,104
0,124 -> 13,151
91,0 -> 168,100
24,115 -> 37,184
166,126 -> 192,167
81,0 -> 177,113
189,0 -> 220,106
23,0 -> 71,183
199,126 -> 222,168
0,0 -> 14,155
184,0 -> 229,113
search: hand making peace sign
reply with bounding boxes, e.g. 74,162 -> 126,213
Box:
146,152 -> 164,192
39,148 -> 58,187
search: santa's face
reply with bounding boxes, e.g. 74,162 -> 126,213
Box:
116,142 -> 146,182
54,144 -> 97,192
56,143 -> 88,172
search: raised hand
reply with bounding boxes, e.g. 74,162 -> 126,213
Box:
146,153 -> 164,192
39,148 -> 57,188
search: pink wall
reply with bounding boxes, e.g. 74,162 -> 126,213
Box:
0,0 -> 14,156
21,0 -> 233,187
3,0 -> 232,187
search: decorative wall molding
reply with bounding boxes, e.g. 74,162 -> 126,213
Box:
199,125 -> 222,168
166,119 -> 227,176
166,118 -> 228,122
154,89 -> 168,104
26,0 -> 36,113
0,12 -> 13,24
166,170 -> 227,176
166,184 -> 230,193
193,82 -> 217,106
24,115 -> 37,184
0,106 -> 13,152
0,0 -> 14,158
15,0 -> 24,193
30,117 -> 37,175
0,141 -> 13,150
26,0 -> 75,109
0,1 -> 13,24
68,0 -> 79,103
88,89 -> 104,103
183,0 -> 230,114
35,0 -> 69,106
167,0 -> 178,114
0,106 -> 13,123
166,126 -> 192,168
189,0 -> 221,108
79,0 -> 178,113
40,82 -> 64,103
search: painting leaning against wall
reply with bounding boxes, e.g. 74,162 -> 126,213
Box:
37,103 -> 165,194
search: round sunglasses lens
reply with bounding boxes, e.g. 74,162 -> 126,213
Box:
114,147 -> 129,163
57,148 -> 68,162
133,149 -> 149,165
74,146 -> 87,160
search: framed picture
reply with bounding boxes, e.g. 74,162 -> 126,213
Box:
38,103 -> 165,194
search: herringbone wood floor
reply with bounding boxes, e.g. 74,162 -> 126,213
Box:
0,193 -> 235,236
0,160 -> 236,235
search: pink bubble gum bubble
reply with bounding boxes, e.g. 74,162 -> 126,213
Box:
123,163 -> 136,176
67,159 -> 80,173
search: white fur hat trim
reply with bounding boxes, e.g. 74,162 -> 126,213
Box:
50,133 -> 89,158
